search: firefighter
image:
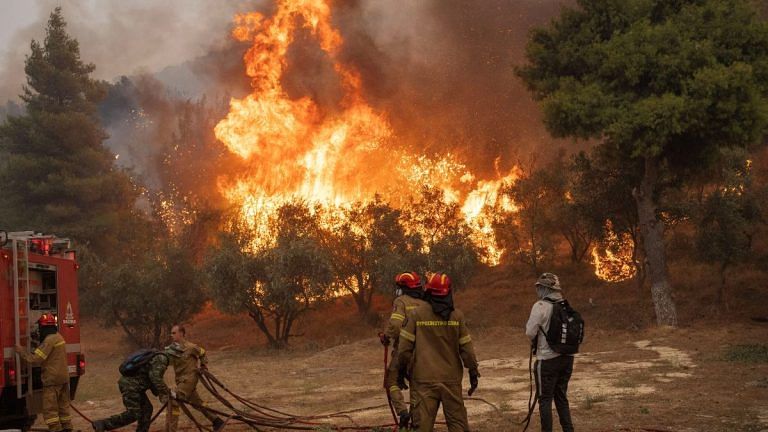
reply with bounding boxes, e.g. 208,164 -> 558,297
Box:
92,351 -> 171,432
396,273 -> 479,432
165,324 -> 224,432
14,314 -> 72,432
379,272 -> 428,428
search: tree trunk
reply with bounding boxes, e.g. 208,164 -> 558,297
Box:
248,308 -> 278,348
634,156 -> 678,327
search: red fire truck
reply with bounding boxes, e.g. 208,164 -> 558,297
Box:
0,231 -> 85,430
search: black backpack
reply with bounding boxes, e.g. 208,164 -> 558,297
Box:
540,298 -> 584,355
119,349 -> 160,376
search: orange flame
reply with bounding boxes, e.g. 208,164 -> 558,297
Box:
591,220 -> 636,282
215,0 -> 518,263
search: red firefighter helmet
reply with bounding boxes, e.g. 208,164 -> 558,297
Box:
425,273 -> 451,297
394,272 -> 422,290
38,313 -> 57,327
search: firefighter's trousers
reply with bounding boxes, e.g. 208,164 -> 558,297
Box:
101,378 -> 153,432
385,349 -> 409,415
410,381 -> 470,432
42,383 -> 72,432
168,376 -> 219,432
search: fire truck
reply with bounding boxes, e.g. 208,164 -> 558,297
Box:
0,231 -> 85,430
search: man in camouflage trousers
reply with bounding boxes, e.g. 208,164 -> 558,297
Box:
397,273 -> 479,432
379,272 -> 428,428
92,352 -> 171,432
165,324 -> 223,432
15,314 -> 72,432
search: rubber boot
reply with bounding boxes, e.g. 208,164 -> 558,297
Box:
212,417 -> 225,432
398,410 -> 411,429
92,420 -> 106,432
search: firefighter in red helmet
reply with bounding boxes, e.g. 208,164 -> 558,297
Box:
380,272 -> 428,428
396,273 -> 479,432
15,314 -> 73,432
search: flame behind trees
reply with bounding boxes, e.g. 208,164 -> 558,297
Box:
694,148 -> 766,310
213,0 -> 521,265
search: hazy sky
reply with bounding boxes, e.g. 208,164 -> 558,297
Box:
0,0 -> 256,101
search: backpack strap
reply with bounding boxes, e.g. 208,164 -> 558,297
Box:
541,297 -> 563,304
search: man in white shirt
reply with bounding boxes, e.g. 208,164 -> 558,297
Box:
525,273 -> 574,432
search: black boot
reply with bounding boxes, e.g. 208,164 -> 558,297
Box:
92,420 -> 106,432
212,417 -> 225,432
398,410 -> 411,429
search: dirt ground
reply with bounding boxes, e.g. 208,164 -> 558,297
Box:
54,263 -> 768,432
60,319 -> 768,432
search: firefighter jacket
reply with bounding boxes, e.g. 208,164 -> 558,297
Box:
18,332 -> 68,386
384,294 -> 427,349
397,304 -> 478,384
167,341 -> 208,382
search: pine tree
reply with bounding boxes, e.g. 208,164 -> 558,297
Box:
0,8 -> 139,254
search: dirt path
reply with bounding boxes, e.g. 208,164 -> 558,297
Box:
64,323 -> 767,432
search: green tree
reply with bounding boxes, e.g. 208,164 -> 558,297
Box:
325,196 -> 415,321
0,8 -> 139,255
695,149 -> 765,310
570,149 -> 645,288
207,203 -> 334,348
499,164 -> 560,274
405,186 -> 480,289
87,238 -> 206,348
518,0 -> 768,325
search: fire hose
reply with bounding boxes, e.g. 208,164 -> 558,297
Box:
519,347 -> 538,432
68,363 -> 500,432
381,339 -> 400,428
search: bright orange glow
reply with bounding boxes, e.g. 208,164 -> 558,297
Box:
215,0 -> 519,263
591,220 -> 636,282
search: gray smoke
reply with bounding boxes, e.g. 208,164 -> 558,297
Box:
0,0 -> 257,102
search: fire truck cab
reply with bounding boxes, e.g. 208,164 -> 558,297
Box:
0,231 -> 84,430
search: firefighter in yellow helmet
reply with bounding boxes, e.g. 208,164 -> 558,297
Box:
396,273 -> 479,432
164,324 -> 224,432
15,314 -> 73,432
379,272 -> 428,428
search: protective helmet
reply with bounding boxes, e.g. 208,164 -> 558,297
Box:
38,313 -> 57,327
425,273 -> 451,297
395,272 -> 422,290
535,273 -> 561,291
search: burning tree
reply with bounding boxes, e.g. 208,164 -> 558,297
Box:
207,202 -> 334,348
324,197 -> 416,321
518,0 -> 768,326
497,163 -> 561,274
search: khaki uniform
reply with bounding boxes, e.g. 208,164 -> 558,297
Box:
167,341 -> 219,432
18,333 -> 72,432
397,305 -> 478,432
383,295 -> 427,415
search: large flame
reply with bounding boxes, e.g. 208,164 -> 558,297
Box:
215,0 -> 518,262
591,220 -> 636,282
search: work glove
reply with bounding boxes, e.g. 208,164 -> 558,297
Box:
397,367 -> 409,390
468,369 -> 480,396
378,332 -> 390,346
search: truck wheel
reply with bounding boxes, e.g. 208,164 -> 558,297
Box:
21,414 -> 37,431
0,414 -> 36,431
